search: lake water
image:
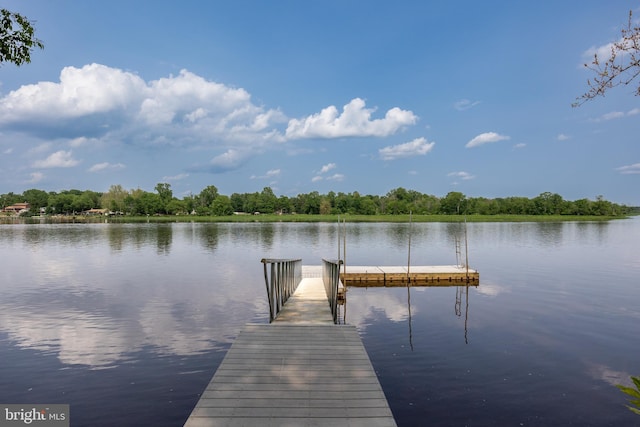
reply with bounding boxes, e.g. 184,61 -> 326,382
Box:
0,219 -> 639,426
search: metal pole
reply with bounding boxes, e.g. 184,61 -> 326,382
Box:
343,219 -> 347,279
464,215 -> 469,282
262,260 -> 273,322
407,211 -> 412,283
337,215 -> 341,262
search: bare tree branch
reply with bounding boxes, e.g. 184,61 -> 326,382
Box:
574,10 -> 640,106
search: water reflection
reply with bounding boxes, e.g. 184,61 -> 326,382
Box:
454,285 -> 471,344
155,224 -> 172,254
0,223 -> 273,370
193,223 -> 220,252
344,282 -> 475,346
407,286 -> 413,351
1,219 -> 639,427
0,282 -> 249,368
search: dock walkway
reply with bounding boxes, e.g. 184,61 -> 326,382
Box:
184,275 -> 396,427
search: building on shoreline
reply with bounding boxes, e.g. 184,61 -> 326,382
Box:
1,202 -> 30,215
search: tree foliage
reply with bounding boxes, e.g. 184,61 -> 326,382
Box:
0,9 -> 44,66
617,376 -> 640,416
0,184 -> 631,218
575,10 -> 640,106
101,185 -> 128,213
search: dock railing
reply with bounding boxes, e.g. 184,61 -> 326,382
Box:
322,258 -> 342,324
261,258 -> 302,322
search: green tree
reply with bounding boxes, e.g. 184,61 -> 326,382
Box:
258,187 -> 277,213
48,193 -> 75,214
166,199 -> 186,215
568,198 -> 593,215
197,185 -> 219,214
334,192 -> 350,214
155,183 -> 173,214
385,188 -> 412,214
72,194 -> 91,212
101,184 -> 129,213
211,195 -> 233,216
123,188 -> 146,215
0,9 -> 44,66
575,10 -> 640,106
473,197 -> 500,215
359,197 -> 378,215
136,192 -> 162,215
243,192 -> 260,214
295,191 -> 321,214
276,195 -> 291,214
182,193 -> 196,214
1,192 -> 22,209
592,195 -> 613,216
319,197 -> 332,215
440,192 -> 467,214
230,192 -> 245,213
22,188 -> 48,214
533,192 -> 564,215
502,197 -> 533,214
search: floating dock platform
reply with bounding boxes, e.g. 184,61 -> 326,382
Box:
342,265 -> 479,286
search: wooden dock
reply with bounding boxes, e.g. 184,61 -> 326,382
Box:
184,276 -> 397,427
342,265 -> 479,286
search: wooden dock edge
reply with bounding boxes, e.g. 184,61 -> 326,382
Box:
341,265 -> 479,287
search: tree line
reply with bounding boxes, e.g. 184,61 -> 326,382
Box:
0,184 -> 631,217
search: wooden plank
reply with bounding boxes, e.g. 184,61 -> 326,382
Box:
184,273 -> 396,427
343,264 -> 479,286
185,417 -> 395,427
201,390 -> 387,399
185,324 -> 396,427
185,418 -> 394,427
271,278 -> 334,324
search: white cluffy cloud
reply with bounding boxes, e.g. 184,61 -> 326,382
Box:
466,132 -> 510,148
581,34 -> 639,66
162,173 -> 189,181
379,137 -> 435,160
250,169 -> 281,180
27,172 -> 44,183
320,163 -> 336,173
32,150 -> 79,168
616,163 -> 640,174
593,108 -> 640,122
0,63 -> 287,151
88,162 -> 125,173
286,98 -> 417,139
325,174 -> 345,182
312,163 -> 344,182
581,42 -> 617,65
1,64 -> 422,176
448,171 -> 475,180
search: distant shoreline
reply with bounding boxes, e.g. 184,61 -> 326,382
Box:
1,213 -> 633,224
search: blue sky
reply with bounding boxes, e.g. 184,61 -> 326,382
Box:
1,1 -> 639,205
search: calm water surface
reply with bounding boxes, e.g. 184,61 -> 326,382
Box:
0,219 -> 639,426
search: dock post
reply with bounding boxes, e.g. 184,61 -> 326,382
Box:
407,211 -> 412,283
464,216 -> 469,282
